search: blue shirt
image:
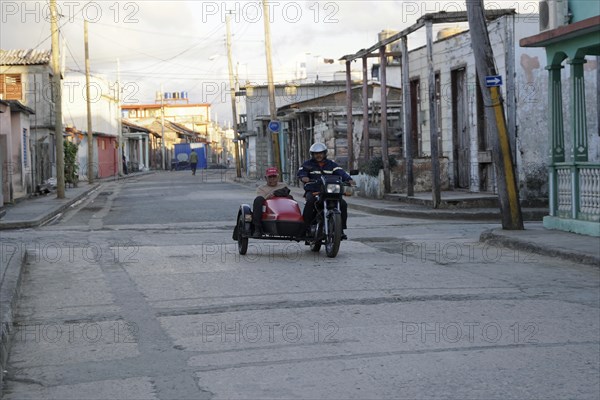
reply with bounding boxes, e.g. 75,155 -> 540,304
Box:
297,158 -> 352,183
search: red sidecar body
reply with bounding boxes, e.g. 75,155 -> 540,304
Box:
260,197 -> 305,237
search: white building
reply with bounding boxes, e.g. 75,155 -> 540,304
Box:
62,72 -> 121,178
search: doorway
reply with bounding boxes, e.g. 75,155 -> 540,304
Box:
409,78 -> 421,158
451,67 -> 470,189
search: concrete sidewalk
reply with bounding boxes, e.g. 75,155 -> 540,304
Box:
0,182 -> 101,230
0,172 -> 153,230
0,172 -> 152,391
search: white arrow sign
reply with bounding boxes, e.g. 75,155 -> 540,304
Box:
485,75 -> 503,87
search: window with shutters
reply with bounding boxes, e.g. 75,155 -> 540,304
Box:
0,74 -> 23,100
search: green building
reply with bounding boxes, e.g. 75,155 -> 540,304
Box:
521,0 -> 600,236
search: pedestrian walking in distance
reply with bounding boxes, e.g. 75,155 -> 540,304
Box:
189,149 -> 198,175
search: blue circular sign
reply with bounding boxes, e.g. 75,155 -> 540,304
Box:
268,120 -> 280,132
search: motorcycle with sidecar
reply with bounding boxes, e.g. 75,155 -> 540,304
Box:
233,175 -> 352,258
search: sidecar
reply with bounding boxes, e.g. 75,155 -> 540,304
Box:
232,197 -> 305,255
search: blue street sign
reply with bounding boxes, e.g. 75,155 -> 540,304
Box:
485,75 -> 503,87
268,120 -> 280,132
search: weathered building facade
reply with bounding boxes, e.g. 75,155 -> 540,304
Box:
63,72 -> 121,178
3,101 -> 35,202
390,13 -> 552,200
0,49 -> 55,190
241,82 -> 347,178
121,102 -> 210,169
277,83 -> 403,184
339,10 -> 597,207
0,100 -> 34,206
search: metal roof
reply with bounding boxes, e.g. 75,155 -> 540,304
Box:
7,100 -> 35,115
0,49 -> 51,65
122,119 -> 154,133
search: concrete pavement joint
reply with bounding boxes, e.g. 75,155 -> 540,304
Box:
192,340 -> 600,373
154,292 -> 535,318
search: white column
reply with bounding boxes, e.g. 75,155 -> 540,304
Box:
144,134 -> 149,171
138,136 -> 143,170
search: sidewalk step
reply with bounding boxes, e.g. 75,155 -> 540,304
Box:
383,193 -> 499,209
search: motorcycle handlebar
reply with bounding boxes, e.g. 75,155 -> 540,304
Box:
301,179 -> 355,186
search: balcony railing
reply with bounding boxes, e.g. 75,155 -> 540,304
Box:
552,163 -> 600,222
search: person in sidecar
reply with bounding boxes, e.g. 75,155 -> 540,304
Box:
252,167 -> 291,237
297,143 -> 355,239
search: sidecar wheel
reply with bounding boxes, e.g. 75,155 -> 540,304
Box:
237,215 -> 248,255
309,241 -> 321,252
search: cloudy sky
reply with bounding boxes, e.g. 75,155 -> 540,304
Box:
1,0 -> 538,124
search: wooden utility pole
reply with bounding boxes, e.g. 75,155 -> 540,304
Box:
84,19 -> 94,184
362,56 -> 369,164
262,0 -> 276,168
466,0 -> 523,229
117,58 -> 122,175
50,0 -> 65,198
226,14 -> 242,178
345,60 -> 354,169
401,36 -> 414,196
426,20 -> 441,208
379,47 -> 391,193
160,83 -> 166,170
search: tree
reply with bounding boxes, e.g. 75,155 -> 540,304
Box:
64,141 -> 79,187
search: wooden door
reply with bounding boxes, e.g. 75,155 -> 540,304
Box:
451,68 -> 470,189
409,79 -> 420,158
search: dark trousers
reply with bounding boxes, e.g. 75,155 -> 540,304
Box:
191,162 -> 198,175
303,192 -> 348,230
252,196 -> 266,228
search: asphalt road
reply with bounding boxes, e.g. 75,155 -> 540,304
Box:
2,171 -> 599,399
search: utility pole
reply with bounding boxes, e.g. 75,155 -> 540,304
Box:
362,56 -> 369,164
226,13 -> 242,178
466,0 -> 523,230
50,0 -> 65,198
379,47 -> 391,193
402,36 -> 414,197
160,83 -> 166,170
426,20 -> 441,208
262,0 -> 276,168
117,58 -> 122,174
345,60 -> 354,170
84,19 -> 94,184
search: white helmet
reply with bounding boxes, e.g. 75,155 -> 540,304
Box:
309,142 -> 327,158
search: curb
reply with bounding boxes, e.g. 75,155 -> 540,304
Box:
0,183 -> 101,230
479,229 -> 600,267
346,202 -> 501,220
346,201 -> 546,222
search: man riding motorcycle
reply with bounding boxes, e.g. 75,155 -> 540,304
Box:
297,143 -> 355,239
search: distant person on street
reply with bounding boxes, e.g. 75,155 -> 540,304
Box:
189,149 -> 199,175
122,153 -> 128,175
252,167 -> 291,237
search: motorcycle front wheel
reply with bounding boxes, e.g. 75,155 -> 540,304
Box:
325,212 -> 342,258
309,221 -> 322,252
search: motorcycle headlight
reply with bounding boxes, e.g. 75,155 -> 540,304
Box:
326,184 -> 342,194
